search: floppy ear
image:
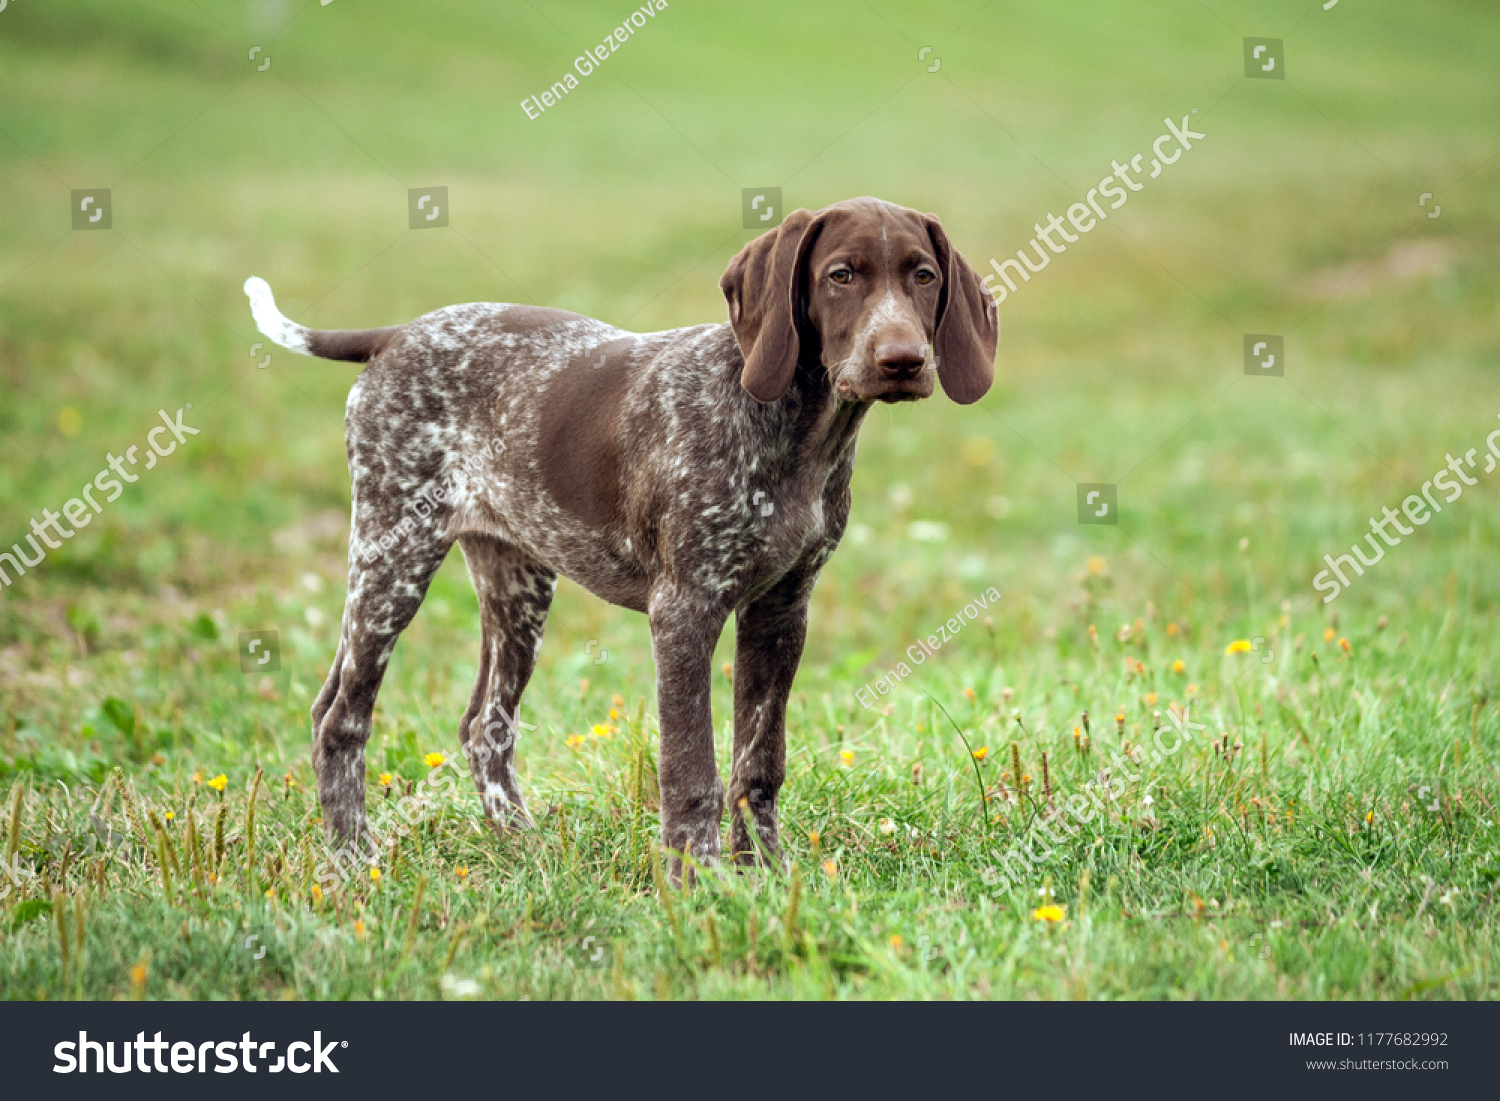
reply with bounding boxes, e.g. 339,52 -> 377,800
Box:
924,215 -> 999,405
720,209 -> 823,403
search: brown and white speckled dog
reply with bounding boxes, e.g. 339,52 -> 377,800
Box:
244,196 -> 997,878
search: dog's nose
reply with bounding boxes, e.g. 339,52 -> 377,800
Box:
876,340 -> 927,379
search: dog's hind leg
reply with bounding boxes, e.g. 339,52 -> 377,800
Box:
455,534 -> 556,831
314,519 -> 451,862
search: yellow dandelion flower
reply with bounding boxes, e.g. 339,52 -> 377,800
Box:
369,867 -> 382,882
839,749 -> 854,767
1339,637 -> 1351,653
565,734 -> 585,748
972,746 -> 989,760
608,708 -> 620,721
822,859 -> 838,880
455,866 -> 468,878
354,919 -> 366,936
164,811 -> 175,821
207,774 -> 228,792
129,963 -> 148,990
1087,556 -> 1106,575
889,934 -> 903,950
591,723 -> 612,738
1225,640 -> 1252,654
962,687 -> 976,702
1323,627 -> 1335,643
1365,810 -> 1374,825
1144,693 -> 1157,706
1167,622 -> 1179,637
611,693 -> 625,708
284,772 -> 297,788
379,773 -> 393,787
1172,659 -> 1185,673
1033,904 -> 1066,923
423,752 -> 445,768
311,884 -> 323,901
721,662 -> 734,679
192,770 -> 202,784
265,888 -> 275,899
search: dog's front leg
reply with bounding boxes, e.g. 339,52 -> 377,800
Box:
648,591 -> 729,884
726,576 -> 813,867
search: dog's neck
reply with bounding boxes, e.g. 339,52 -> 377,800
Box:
716,325 -> 870,485
798,363 -> 870,470
766,357 -> 871,481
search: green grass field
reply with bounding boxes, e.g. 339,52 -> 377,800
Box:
2,0 -> 1498,1000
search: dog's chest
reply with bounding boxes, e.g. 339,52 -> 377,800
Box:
681,464 -> 836,601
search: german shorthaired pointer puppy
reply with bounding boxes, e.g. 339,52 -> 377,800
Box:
245,196 -> 997,878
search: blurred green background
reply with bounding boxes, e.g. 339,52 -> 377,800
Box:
3,0 -> 1500,1002
2,0 -> 1498,770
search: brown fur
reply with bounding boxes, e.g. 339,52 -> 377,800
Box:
246,197 -> 997,883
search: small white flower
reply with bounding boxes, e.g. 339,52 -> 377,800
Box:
439,974 -> 482,1000
878,818 -> 896,836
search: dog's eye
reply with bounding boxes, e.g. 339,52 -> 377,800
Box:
828,268 -> 854,285
914,268 -> 937,285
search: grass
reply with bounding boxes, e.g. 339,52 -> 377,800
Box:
1,0 -> 1498,1000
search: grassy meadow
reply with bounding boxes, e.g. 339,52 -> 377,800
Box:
1,0 -> 1498,999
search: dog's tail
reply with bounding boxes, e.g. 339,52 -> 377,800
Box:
243,276 -> 403,363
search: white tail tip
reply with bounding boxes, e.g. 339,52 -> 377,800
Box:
243,275 -> 310,354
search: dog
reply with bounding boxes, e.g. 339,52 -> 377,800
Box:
244,196 -> 997,878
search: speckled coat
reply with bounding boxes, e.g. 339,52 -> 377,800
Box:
244,196 -> 998,880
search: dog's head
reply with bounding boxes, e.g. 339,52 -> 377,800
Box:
720,196 -> 997,405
